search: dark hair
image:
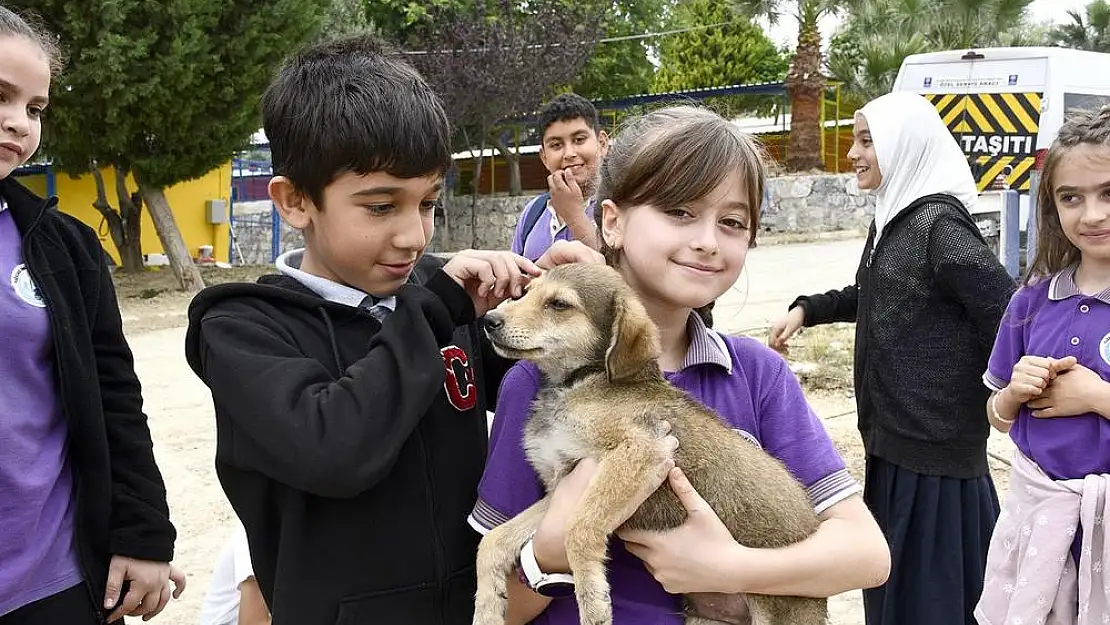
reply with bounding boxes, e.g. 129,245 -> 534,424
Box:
595,105 -> 767,327
1026,105 -> 1110,284
538,93 -> 600,140
260,33 -> 452,207
0,6 -> 64,76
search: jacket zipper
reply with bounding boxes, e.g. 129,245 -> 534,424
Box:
21,211 -> 108,624
416,428 -> 448,623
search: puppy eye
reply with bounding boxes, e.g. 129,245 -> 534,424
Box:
546,298 -> 571,311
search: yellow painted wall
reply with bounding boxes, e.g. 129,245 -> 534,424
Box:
20,173 -> 47,197
21,165 -> 232,264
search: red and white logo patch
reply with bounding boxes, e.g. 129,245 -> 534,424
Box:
441,345 -> 477,411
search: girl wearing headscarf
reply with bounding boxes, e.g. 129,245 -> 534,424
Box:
769,91 -> 1017,624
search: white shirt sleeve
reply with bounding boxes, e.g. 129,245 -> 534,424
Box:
199,521 -> 255,625
230,522 -> 255,588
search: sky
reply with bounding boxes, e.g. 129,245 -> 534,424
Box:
762,0 -> 1090,48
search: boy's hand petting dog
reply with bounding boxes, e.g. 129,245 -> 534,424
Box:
442,245 -> 603,317
104,556 -> 187,622
1028,359 -> 1110,419
1006,355 -> 1077,404
619,468 -> 746,596
532,424 -> 679,574
442,250 -> 541,316
535,240 -> 605,270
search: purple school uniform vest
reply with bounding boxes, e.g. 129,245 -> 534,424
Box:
0,199 -> 82,616
985,267 -> 1110,480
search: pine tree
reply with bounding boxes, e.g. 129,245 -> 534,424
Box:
17,0 -> 330,290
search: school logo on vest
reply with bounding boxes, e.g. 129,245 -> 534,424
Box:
1099,333 -> 1110,367
10,264 -> 45,308
441,345 -> 477,411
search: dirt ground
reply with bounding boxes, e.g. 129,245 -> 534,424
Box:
115,236 -> 1014,625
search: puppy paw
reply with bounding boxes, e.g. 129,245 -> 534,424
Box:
472,599 -> 507,625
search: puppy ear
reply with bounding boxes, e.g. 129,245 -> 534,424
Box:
605,290 -> 660,382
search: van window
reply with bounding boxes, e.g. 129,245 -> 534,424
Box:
1064,93 -> 1110,114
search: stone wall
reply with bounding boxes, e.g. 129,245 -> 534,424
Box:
429,195 -> 525,253
761,173 -> 876,233
429,174 -> 876,253
228,209 -> 305,265
228,174 -> 875,263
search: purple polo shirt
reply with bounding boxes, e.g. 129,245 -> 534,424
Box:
511,196 -> 596,262
0,197 -> 83,616
469,315 -> 859,624
984,267 -> 1110,480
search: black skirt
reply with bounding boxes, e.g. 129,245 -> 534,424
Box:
862,454 -> 1000,625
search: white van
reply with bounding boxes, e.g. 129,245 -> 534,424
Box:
892,47 -> 1110,202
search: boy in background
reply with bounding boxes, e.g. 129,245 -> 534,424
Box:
511,93 -> 608,260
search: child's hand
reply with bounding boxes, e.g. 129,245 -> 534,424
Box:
532,425 -> 678,573
768,307 -> 806,355
1006,356 -> 1076,403
548,168 -> 586,223
1028,360 -> 1107,418
104,556 -> 186,622
618,467 -> 743,595
535,240 -> 604,269
441,250 -> 540,316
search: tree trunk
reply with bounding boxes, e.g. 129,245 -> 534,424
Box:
137,182 -> 205,293
785,17 -> 826,173
442,161 -> 457,247
114,165 -> 145,272
492,134 -> 522,196
462,124 -> 484,250
89,164 -> 145,273
470,147 -> 483,249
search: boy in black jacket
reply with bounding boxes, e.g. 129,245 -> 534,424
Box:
184,34 -> 598,624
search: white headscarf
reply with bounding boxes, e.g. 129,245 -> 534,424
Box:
860,91 -> 979,243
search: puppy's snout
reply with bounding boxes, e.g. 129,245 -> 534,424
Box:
485,310 -> 505,330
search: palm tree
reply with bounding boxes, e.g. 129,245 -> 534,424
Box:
830,0 -> 1037,102
1050,0 -> 1110,52
734,0 -> 840,172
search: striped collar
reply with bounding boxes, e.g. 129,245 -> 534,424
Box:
1049,265 -> 1110,304
546,197 -> 597,236
275,248 -> 397,315
679,312 -> 733,373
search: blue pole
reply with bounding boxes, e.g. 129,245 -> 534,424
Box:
45,164 -> 57,198
271,202 -> 280,262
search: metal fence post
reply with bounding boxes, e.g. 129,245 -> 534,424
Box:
1027,170 -> 1040,273
999,189 -> 1021,279
45,164 -> 57,198
271,202 -> 281,262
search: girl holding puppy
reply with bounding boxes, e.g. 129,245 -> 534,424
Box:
469,105 -> 890,624
976,107 -> 1110,624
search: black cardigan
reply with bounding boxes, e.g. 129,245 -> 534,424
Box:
1,177 -> 176,619
792,194 -> 1016,478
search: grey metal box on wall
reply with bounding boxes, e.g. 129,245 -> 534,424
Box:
206,199 -> 228,224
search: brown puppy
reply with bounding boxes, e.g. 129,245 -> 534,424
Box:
474,263 -> 827,625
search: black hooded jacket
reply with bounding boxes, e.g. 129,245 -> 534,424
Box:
184,256 -> 511,624
792,194 -> 1016,478
0,177 -> 175,621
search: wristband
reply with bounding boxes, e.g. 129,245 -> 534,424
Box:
991,392 -> 1016,425
518,533 -> 576,597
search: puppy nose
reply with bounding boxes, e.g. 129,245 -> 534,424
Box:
485,310 -> 505,330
